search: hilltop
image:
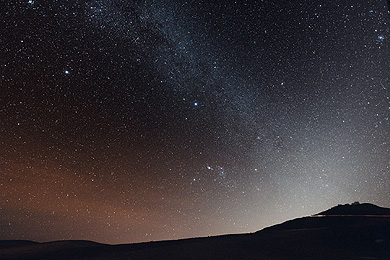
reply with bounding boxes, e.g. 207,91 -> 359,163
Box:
317,202 -> 390,216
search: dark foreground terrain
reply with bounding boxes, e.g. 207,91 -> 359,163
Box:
1,203 -> 390,260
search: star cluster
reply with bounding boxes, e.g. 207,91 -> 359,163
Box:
1,0 -> 389,244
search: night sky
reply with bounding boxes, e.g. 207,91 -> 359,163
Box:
2,0 -> 390,244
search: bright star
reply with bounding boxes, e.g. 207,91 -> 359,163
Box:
64,70 -> 70,74
194,102 -> 198,106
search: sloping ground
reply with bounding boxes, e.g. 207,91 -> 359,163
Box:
1,204 -> 390,260
258,216 -> 390,259
0,240 -> 107,260
260,215 -> 390,232
2,219 -> 389,260
0,240 -> 39,250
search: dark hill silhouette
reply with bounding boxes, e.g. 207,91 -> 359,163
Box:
260,203 -> 390,233
316,202 -> 390,216
0,240 -> 38,250
1,203 -> 390,260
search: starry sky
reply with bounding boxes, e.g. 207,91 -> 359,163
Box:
2,0 -> 390,244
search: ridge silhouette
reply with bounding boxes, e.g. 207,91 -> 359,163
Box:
1,203 -> 390,260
